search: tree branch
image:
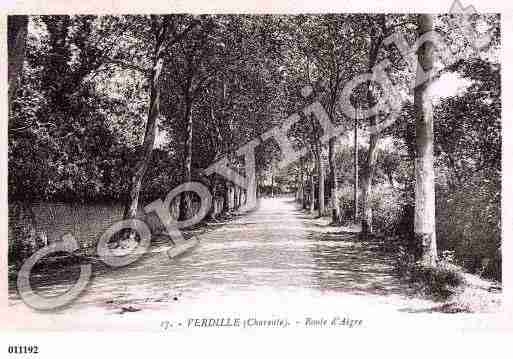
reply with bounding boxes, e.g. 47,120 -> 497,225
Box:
167,18 -> 201,49
103,59 -> 150,75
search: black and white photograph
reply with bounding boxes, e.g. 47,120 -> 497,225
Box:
1,0 -> 511,355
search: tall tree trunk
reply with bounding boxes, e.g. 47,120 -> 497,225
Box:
309,173 -> 315,214
246,165 -> 257,208
360,107 -> 379,235
241,143 -> 259,209
414,14 -> 437,266
229,185 -> 235,210
317,155 -> 325,217
271,172 -> 274,197
123,18 -> 168,221
360,23 -> 383,236
223,181 -> 231,213
207,177 -> 219,219
8,16 -> 29,116
298,168 -> 304,205
234,186 -> 240,210
301,162 -> 307,209
353,111 -> 359,222
179,99 -> 194,220
303,174 -> 309,210
360,133 -> 379,234
328,138 -> 340,223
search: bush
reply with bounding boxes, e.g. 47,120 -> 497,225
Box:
333,165 -> 500,284
338,167 -> 501,283
334,183 -> 408,233
368,187 -> 405,235
395,247 -> 464,300
411,264 -> 464,300
436,170 -> 501,281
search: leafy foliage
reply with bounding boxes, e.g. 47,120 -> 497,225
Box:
8,14 -> 501,281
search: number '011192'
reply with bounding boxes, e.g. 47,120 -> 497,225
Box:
8,345 -> 39,354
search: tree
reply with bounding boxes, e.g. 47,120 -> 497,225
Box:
7,15 -> 38,267
359,14 -> 416,236
292,15 -> 367,222
414,14 -> 437,266
8,15 -> 29,113
123,15 -> 198,221
359,14 -> 387,236
353,109 -> 359,222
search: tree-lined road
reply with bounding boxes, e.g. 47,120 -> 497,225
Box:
8,15 -> 501,319
10,197 -> 480,331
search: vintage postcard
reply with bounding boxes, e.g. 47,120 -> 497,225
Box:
1,0 -> 512,356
